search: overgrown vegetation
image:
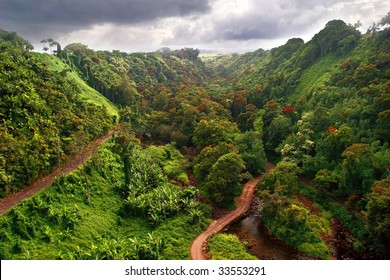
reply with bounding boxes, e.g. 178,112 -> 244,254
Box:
0,30 -> 116,197
207,234 -> 258,260
0,141 -> 210,259
1,14 -> 389,259
258,163 -> 332,259
206,18 -> 390,259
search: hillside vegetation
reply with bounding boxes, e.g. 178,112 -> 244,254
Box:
205,19 -> 390,258
0,29 -> 118,197
1,17 -> 389,259
0,138 -> 210,259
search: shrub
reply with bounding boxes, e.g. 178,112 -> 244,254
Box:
208,234 -> 258,260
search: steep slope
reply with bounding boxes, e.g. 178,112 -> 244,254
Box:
62,44 -> 210,107
42,55 -> 118,118
0,29 -> 118,198
204,20 -> 389,152
203,20 -> 389,258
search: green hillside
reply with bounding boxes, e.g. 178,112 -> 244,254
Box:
0,29 -> 117,197
207,20 -> 390,258
290,54 -> 344,102
41,55 -> 118,118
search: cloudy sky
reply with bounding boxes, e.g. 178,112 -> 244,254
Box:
0,0 -> 388,53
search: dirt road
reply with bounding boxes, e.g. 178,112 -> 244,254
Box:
190,162 -> 275,260
0,125 -> 123,216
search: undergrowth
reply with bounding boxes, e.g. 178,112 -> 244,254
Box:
0,141 -> 210,259
207,233 -> 258,260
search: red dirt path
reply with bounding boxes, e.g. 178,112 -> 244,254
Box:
190,162 -> 275,260
0,125 -> 123,216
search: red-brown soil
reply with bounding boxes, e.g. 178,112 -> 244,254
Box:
190,162 -> 275,260
0,125 -> 124,216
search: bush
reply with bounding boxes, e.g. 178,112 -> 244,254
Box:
207,234 -> 258,260
260,161 -> 301,195
261,193 -> 331,259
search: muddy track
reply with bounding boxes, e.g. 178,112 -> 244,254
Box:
0,125 -> 124,216
190,162 -> 275,260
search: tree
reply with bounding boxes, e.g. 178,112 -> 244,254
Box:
353,64 -> 380,88
312,20 -> 361,57
205,152 -> 245,206
112,128 -> 140,186
192,118 -> 239,149
366,178 -> 390,258
41,39 -> 49,52
353,20 -> 362,29
260,161 -> 301,195
264,114 -> 291,152
376,110 -> 390,142
193,143 -> 238,185
367,22 -> 380,35
314,168 -> 340,191
338,35 -> 358,55
0,29 -> 33,50
231,93 -> 247,118
316,124 -> 355,162
379,12 -> 390,27
340,144 -> 375,197
41,38 -> 62,56
260,193 -> 331,259
235,131 -> 266,175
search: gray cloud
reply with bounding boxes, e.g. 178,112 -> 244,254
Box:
0,0 -> 388,53
167,0 -> 387,45
209,0 -> 336,41
0,0 -> 211,38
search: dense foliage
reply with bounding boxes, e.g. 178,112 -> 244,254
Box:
204,18 -> 389,258
0,29 -> 116,197
1,16 -> 389,259
0,141 -> 210,259
207,234 -> 258,260
63,44 -> 208,108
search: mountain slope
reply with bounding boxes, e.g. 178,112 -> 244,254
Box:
203,20 -> 390,258
0,29 -> 118,197
42,55 -> 118,118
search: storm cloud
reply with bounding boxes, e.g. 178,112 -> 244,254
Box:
175,0 -> 355,41
164,0 -> 389,51
0,0 -> 388,53
0,0 -> 211,37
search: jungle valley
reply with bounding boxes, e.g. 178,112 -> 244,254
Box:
0,17 -> 389,260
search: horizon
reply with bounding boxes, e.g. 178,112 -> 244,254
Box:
0,0 -> 388,54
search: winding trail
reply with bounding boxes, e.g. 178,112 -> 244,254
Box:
190,162 -> 275,260
0,125 -> 124,216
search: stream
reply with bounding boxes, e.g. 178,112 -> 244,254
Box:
228,215 -> 312,260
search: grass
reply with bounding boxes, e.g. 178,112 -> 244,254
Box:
155,212 -> 211,260
37,54 -> 119,118
290,54 -> 344,102
207,234 -> 258,260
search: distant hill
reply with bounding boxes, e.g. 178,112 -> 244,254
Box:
61,44 -> 210,107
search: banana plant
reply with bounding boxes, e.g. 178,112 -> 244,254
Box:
188,208 -> 203,224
